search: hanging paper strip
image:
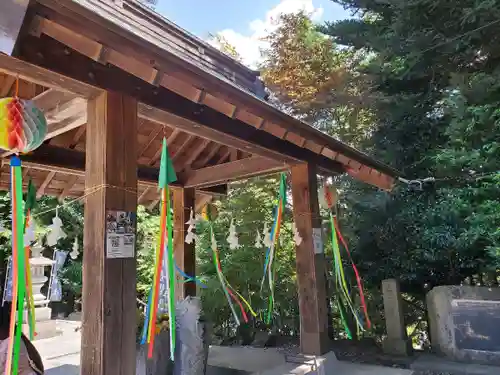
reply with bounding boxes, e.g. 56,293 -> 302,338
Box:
6,156 -> 26,375
260,173 -> 286,324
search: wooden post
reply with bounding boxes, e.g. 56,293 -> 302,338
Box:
82,91 -> 138,375
173,187 -> 196,300
291,163 -> 329,355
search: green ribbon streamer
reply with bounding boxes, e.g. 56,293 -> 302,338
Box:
329,212 -> 365,338
13,164 -> 26,375
166,185 -> 176,360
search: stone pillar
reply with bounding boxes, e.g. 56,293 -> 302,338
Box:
382,279 -> 412,356
23,245 -> 59,340
174,297 -> 209,375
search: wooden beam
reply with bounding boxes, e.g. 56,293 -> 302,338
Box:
183,139 -> 210,170
14,144 -> 227,197
82,91 -> 137,375
216,148 -> 231,164
290,163 -> 329,355
193,142 -> 220,169
174,137 -> 209,172
58,175 -> 79,202
171,134 -> 194,163
37,171 -> 56,198
18,36 -> 316,165
70,126 -> 86,148
149,129 -> 180,166
147,198 -> 160,211
173,188 -> 196,300
0,75 -> 16,97
138,125 -> 161,158
195,194 -> 212,212
0,53 -> 100,98
182,157 -> 288,188
14,34 -> 348,175
137,187 -> 151,205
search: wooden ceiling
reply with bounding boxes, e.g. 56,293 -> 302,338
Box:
0,73 -> 251,208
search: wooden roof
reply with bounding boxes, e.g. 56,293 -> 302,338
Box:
0,0 -> 400,207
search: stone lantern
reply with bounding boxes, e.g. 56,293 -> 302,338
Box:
23,244 -> 59,339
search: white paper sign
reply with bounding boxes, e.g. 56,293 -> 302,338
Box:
106,211 -> 136,259
312,228 -> 323,254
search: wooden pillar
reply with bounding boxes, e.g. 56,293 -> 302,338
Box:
291,163 -> 329,355
173,187 -> 196,300
82,91 -> 138,375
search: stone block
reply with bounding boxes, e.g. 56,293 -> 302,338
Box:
427,285 -> 500,365
383,337 -> 413,357
382,279 -> 412,356
23,319 -> 60,340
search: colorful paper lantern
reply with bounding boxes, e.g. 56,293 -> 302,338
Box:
0,97 -> 47,153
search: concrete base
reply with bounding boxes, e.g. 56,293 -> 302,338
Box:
253,351 -> 414,375
24,319 -> 61,340
383,338 -> 413,357
411,354 -> 500,375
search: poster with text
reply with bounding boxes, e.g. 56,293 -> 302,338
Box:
106,210 -> 137,259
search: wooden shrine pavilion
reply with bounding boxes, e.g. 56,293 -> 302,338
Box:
0,0 -> 399,374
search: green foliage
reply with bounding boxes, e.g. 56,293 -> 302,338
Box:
196,176 -> 300,338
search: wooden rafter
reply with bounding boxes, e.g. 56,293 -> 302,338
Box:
138,125 -> 162,158
15,144 -> 228,197
181,157 -> 288,188
138,187 -> 151,205
171,135 -> 194,163
37,171 -> 56,197
193,143 -> 220,169
230,149 -> 238,162
0,75 -> 16,97
183,139 -> 210,170
70,126 -> 86,149
148,198 -> 160,211
149,129 -> 180,166
216,148 -> 232,164
58,175 -> 79,202
21,12 -> 399,180
0,54 -> 99,98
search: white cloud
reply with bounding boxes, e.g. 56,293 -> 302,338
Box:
209,0 -> 324,69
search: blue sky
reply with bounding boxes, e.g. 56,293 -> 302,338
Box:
155,0 -> 351,67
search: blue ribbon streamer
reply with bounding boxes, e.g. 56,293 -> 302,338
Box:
175,263 -> 207,288
140,287 -> 152,345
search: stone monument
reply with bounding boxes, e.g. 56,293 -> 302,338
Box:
427,285 -> 500,365
174,297 -> 209,375
23,244 -> 59,340
382,279 -> 412,356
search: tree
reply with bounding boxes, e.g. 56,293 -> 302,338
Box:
208,33 -> 244,62
260,12 -> 376,146
317,0 -> 500,332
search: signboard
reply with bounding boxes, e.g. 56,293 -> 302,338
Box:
312,228 -> 323,254
452,299 -> 500,352
106,211 -> 136,259
0,0 -> 29,55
